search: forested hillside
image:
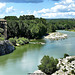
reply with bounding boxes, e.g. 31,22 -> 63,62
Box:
46,19 -> 75,33
4,15 -> 75,39
4,15 -> 47,39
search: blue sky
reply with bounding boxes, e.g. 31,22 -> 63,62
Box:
0,0 -> 75,18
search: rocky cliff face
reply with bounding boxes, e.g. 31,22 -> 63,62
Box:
0,40 -> 15,56
52,56 -> 75,75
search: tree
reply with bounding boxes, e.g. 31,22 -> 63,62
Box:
4,16 -> 18,20
19,15 -> 35,20
38,55 -> 58,75
64,53 -> 69,58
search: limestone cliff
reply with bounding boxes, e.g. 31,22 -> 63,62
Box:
52,56 -> 75,75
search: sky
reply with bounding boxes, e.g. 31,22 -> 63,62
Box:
0,0 -> 75,18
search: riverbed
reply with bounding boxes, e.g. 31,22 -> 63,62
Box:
0,30 -> 75,75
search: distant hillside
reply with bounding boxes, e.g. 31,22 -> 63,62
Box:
46,18 -> 75,23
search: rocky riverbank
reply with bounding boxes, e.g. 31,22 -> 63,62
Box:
44,32 -> 67,40
52,56 -> 75,75
33,56 -> 75,75
0,40 -> 15,56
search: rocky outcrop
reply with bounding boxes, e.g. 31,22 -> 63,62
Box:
52,56 -> 75,75
0,40 -> 15,56
44,32 -> 67,40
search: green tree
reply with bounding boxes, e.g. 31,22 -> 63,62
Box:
38,55 -> 58,75
4,16 -> 18,20
64,53 -> 69,58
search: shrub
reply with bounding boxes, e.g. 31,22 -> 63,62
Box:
9,37 -> 29,46
38,55 -> 58,75
17,37 -> 29,44
71,70 -> 75,74
61,63 -> 64,66
16,39 -> 24,45
62,68 -> 68,72
64,53 -> 69,58
68,58 -> 75,63
9,38 -> 16,45
68,74 -> 71,75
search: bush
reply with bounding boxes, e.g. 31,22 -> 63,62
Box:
68,58 -> 75,63
17,37 -> 29,44
9,38 -> 16,45
62,68 -> 68,72
71,70 -> 75,74
64,53 -> 69,58
9,37 -> 29,46
38,55 -> 58,75
16,39 -> 24,45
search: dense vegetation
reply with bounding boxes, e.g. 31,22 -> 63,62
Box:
9,37 -> 29,46
38,55 -> 58,75
4,15 -> 47,39
47,19 -> 75,33
3,15 -> 75,40
64,53 -> 69,58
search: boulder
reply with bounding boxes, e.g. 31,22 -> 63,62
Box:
0,40 -> 15,56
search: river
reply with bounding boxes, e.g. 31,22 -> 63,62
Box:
0,30 -> 75,75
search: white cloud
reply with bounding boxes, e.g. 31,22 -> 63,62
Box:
0,5 -> 16,18
41,12 -> 75,18
31,0 -> 75,18
0,3 -> 6,17
6,6 -> 15,13
0,0 -> 75,18
65,0 -> 73,3
20,11 -> 24,14
37,8 -> 50,13
0,3 -> 6,9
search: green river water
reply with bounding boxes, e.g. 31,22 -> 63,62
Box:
0,30 -> 75,75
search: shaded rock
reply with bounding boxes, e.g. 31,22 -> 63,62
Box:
0,40 -> 15,56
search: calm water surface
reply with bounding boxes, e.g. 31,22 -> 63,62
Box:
0,30 -> 75,75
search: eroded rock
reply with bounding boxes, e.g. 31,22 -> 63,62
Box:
0,40 -> 15,56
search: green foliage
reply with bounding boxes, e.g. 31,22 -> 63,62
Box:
9,38 -> 16,45
68,58 -> 75,63
19,15 -> 35,20
7,15 -> 47,39
9,37 -> 29,46
62,68 -> 68,72
16,37 -> 29,45
61,63 -> 64,66
68,74 -> 71,75
0,37 -> 4,41
0,33 -> 4,37
38,55 -> 58,75
4,16 -> 18,20
46,19 -> 75,33
71,70 -> 75,74
5,15 -> 75,39
64,53 -> 69,58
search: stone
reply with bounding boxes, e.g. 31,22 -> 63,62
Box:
52,56 -> 75,75
0,40 -> 15,56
